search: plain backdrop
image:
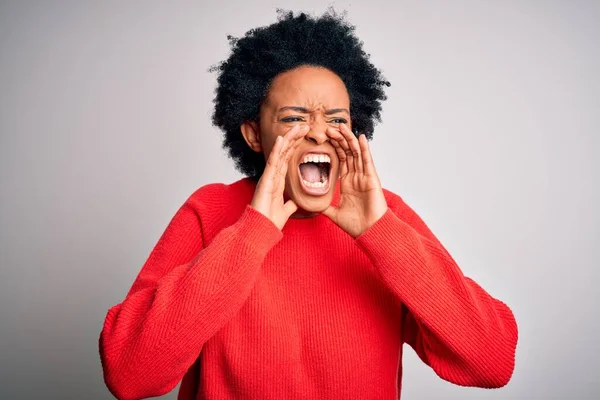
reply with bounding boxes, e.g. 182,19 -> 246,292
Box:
1,0 -> 598,399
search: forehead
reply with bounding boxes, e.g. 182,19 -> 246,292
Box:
265,66 -> 350,108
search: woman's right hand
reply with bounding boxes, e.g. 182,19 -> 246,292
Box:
250,124 -> 308,230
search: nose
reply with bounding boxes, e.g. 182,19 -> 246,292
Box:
305,120 -> 329,145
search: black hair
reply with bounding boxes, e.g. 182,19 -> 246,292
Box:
211,9 -> 390,178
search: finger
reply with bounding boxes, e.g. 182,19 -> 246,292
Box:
278,140 -> 295,182
265,134 -> 293,194
339,124 -> 362,174
290,125 -> 309,151
325,125 -> 343,142
264,136 -> 284,182
273,126 -> 304,177
331,140 -> 345,160
282,125 -> 309,172
282,199 -> 298,218
339,122 -> 359,143
328,126 -> 353,173
358,134 -> 376,176
275,135 -> 292,177
327,128 -> 345,157
274,139 -> 296,196
321,205 -> 338,221
351,134 -> 363,174
275,126 -> 308,193
333,144 -> 348,177
333,125 -> 354,174
326,128 -> 349,176
285,123 -> 309,143
280,125 -> 308,172
276,124 -> 306,172
344,141 -> 355,174
326,126 -> 349,152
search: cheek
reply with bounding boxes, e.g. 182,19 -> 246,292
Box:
260,121 -> 289,146
260,125 -> 296,161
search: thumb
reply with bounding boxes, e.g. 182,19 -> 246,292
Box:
321,205 -> 338,221
282,199 -> 298,219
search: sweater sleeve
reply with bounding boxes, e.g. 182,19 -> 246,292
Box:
99,189 -> 282,400
354,196 -> 518,388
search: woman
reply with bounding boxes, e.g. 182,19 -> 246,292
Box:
99,10 -> 518,400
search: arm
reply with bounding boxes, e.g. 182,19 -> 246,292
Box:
99,188 -> 282,400
321,123 -> 517,387
355,198 -> 518,388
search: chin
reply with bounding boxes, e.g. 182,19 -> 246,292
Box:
292,193 -> 333,214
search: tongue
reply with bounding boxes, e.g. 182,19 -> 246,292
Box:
299,163 -> 321,183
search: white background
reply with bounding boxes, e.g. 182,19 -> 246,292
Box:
1,0 -> 598,398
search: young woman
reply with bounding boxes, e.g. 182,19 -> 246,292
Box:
99,10 -> 518,400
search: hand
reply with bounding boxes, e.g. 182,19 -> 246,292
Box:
251,124 -> 308,230
322,124 -> 388,238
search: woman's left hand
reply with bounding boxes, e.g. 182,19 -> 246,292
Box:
322,124 -> 388,238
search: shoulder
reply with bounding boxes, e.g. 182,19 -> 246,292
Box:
381,187 -> 435,239
186,178 -> 254,208
186,182 -> 229,207
182,177 -> 256,242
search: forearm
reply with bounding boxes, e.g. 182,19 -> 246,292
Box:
356,209 -> 518,387
100,205 -> 282,400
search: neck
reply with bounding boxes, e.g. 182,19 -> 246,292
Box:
290,209 -> 319,219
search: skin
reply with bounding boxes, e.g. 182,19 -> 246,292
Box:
241,66 -> 388,237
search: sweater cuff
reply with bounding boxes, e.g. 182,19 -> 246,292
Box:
235,205 -> 283,256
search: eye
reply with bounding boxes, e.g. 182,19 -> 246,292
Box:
280,116 -> 305,123
328,118 -> 348,124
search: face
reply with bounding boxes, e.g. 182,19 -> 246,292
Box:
242,66 -> 351,215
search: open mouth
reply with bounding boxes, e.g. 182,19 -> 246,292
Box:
298,153 -> 331,195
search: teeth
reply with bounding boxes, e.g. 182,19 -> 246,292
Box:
302,154 -> 330,164
302,178 -> 328,188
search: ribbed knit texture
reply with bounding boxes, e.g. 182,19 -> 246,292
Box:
99,178 -> 518,400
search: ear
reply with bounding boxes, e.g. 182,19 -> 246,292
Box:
240,121 -> 262,153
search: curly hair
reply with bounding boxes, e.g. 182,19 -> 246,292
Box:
211,9 -> 390,178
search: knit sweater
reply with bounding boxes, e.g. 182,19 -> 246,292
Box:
99,177 -> 518,400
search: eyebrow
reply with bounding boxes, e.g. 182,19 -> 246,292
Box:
278,106 -> 350,115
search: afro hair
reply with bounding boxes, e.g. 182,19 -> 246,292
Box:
211,9 -> 390,178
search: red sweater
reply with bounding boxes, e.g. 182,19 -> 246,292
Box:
99,178 -> 518,400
